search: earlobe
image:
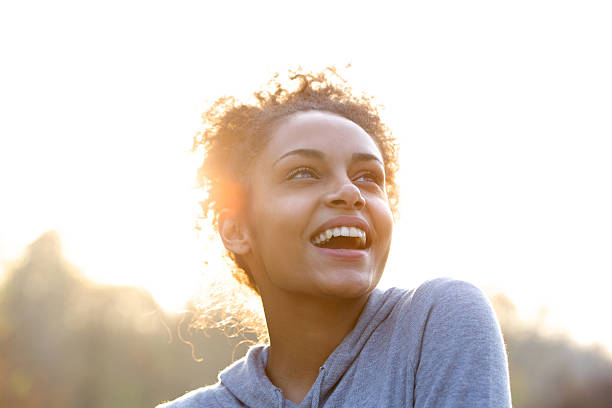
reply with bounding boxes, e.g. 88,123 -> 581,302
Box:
218,209 -> 251,255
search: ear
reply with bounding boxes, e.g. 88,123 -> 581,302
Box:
218,209 -> 251,255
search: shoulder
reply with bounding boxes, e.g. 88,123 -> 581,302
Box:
402,278 -> 512,406
413,276 -> 487,304
156,346 -> 268,408
414,277 -> 499,335
394,277 -> 493,321
387,277 -> 504,357
155,382 -> 227,408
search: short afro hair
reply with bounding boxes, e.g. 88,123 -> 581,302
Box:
194,67 -> 399,293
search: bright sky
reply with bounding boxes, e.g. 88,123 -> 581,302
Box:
1,0 -> 611,351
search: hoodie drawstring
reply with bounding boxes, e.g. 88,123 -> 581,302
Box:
274,388 -> 285,408
311,366 -> 326,408
272,366 -> 324,408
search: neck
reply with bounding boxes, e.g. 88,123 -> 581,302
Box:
261,289 -> 369,404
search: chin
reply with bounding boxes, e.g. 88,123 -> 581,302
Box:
317,270 -> 379,299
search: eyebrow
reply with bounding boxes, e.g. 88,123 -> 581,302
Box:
352,152 -> 383,165
274,149 -> 324,165
274,149 -> 383,166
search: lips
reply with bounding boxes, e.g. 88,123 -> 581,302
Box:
312,226 -> 366,248
310,216 -> 372,249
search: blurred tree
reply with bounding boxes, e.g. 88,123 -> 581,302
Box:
2,232 -> 612,407
0,232 -> 247,407
492,293 -> 612,408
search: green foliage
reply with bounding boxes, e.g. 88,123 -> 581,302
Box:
0,232 -> 247,407
1,232 -> 611,407
491,294 -> 612,408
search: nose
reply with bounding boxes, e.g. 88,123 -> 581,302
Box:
325,180 -> 365,210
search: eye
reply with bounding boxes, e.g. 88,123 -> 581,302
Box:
287,167 -> 318,180
354,172 -> 381,184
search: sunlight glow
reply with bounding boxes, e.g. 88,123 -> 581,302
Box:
1,0 -> 611,351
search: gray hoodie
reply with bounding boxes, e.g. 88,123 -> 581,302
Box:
157,278 -> 511,407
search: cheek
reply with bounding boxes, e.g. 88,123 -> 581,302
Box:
371,194 -> 393,223
371,198 -> 394,246
248,193 -> 311,255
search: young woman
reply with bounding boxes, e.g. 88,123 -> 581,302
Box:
158,69 -> 511,407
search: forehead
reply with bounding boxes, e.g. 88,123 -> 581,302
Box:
262,110 -> 383,162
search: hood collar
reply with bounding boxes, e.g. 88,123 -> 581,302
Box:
219,287 -> 404,407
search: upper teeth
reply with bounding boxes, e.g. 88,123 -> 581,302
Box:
312,226 -> 367,247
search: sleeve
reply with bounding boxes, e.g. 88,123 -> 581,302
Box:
155,385 -> 221,408
413,279 -> 512,408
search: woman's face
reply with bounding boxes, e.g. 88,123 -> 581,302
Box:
241,110 -> 393,300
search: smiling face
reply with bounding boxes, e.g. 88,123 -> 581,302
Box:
237,110 -> 394,301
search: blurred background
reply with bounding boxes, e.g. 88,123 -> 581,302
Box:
1,0 -> 611,407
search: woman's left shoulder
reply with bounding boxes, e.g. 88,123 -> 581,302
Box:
398,278 -> 511,406
389,277 -> 501,336
398,277 -> 492,311
413,276 -> 487,298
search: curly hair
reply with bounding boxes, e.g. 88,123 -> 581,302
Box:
193,67 -> 399,295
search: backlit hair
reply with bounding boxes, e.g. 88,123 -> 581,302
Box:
194,67 -> 399,295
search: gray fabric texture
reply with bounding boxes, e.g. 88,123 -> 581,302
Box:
157,278 -> 512,407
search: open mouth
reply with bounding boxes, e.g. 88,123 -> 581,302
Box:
311,226 -> 368,250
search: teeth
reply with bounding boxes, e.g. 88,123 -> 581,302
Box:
311,226 -> 368,247
359,231 -> 366,247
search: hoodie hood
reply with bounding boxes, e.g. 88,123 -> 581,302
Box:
218,287 -> 404,408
